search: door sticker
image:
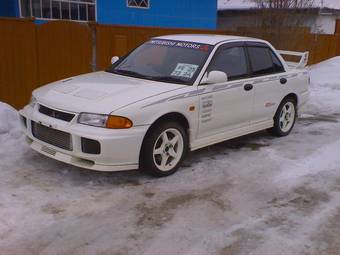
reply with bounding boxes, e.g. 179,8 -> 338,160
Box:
200,95 -> 213,123
171,63 -> 199,79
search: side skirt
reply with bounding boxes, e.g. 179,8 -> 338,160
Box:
190,120 -> 273,151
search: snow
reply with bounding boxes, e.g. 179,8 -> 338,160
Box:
1,57 -> 340,254
0,102 -> 20,134
308,57 -> 340,115
218,0 -> 256,10
316,0 -> 340,9
218,0 -> 340,10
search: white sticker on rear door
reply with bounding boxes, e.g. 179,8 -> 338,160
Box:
171,63 -> 199,79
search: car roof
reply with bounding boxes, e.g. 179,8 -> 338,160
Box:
153,34 -> 259,45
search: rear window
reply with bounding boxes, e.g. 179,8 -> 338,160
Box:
247,46 -> 284,76
271,51 -> 285,73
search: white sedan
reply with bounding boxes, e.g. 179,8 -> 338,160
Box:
19,34 -> 310,176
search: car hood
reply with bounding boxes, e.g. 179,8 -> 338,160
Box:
34,71 -> 185,114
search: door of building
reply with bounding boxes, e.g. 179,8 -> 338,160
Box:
336,19 -> 340,34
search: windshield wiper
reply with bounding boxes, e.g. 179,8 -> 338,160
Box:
112,70 -> 187,84
152,76 -> 186,84
113,69 -> 148,79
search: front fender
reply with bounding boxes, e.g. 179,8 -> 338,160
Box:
113,89 -> 200,140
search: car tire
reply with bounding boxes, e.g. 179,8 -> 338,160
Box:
140,121 -> 188,177
268,97 -> 297,137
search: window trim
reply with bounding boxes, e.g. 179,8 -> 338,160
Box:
204,42 -> 251,82
245,42 -> 285,78
18,0 -> 22,17
19,0 -> 97,22
126,0 -> 150,9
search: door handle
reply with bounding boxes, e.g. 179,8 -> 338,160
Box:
244,84 -> 253,91
280,78 -> 287,84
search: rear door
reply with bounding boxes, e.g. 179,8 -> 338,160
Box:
245,42 -> 286,125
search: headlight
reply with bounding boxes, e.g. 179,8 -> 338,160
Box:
29,96 -> 37,108
78,113 -> 133,129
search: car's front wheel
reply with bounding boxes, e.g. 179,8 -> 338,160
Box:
140,122 -> 188,177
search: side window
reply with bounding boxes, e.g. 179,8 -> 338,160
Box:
247,46 -> 285,76
247,47 -> 274,76
207,46 -> 248,81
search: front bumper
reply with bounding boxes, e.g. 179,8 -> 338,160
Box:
19,104 -> 149,172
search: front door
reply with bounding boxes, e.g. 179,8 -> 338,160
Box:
197,44 -> 254,139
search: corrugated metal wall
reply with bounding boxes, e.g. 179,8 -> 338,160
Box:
0,18 -> 92,109
0,18 -> 39,108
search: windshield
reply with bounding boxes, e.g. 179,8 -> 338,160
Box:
107,39 -> 214,85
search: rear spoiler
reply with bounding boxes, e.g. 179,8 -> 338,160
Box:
277,50 -> 309,69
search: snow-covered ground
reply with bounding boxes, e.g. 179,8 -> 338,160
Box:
1,57 -> 340,255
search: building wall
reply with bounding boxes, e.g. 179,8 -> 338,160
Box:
299,15 -> 337,34
218,13 -> 260,31
97,0 -> 217,29
218,11 -> 338,34
1,0 -> 217,29
0,0 -> 20,17
313,15 -> 340,34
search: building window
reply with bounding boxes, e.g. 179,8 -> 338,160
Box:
20,0 -> 96,21
127,0 -> 150,9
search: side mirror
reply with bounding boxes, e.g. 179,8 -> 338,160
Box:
200,71 -> 228,85
111,56 -> 120,65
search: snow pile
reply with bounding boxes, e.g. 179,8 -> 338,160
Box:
310,56 -> 340,89
307,56 -> 340,115
0,102 -> 20,134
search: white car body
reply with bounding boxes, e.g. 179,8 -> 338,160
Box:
19,34 -> 309,172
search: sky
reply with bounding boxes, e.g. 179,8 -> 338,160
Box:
218,0 -> 340,10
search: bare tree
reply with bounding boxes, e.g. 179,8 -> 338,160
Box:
244,0 -> 317,49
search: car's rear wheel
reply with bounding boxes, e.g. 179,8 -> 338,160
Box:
140,122 -> 188,177
269,97 -> 297,137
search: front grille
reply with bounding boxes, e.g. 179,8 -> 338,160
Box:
31,121 -> 72,151
39,104 -> 75,122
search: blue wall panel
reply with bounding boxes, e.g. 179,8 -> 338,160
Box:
0,0 -> 217,29
0,0 -> 20,17
97,0 -> 217,29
